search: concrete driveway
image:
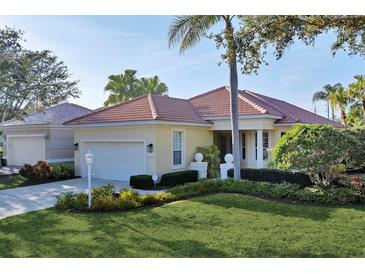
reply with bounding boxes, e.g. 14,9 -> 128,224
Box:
0,177 -> 161,219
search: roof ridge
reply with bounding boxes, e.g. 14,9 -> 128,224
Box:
236,89 -> 268,114
64,94 -> 149,125
243,90 -> 299,121
148,94 -> 159,120
188,86 -> 228,101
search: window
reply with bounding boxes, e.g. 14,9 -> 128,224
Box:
255,131 -> 269,160
172,131 -> 183,166
241,132 -> 246,160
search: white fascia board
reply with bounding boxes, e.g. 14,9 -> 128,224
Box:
273,123 -> 296,127
0,124 -> 68,130
203,114 -> 283,121
65,120 -> 212,128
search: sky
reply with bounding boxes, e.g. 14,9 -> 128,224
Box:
0,15 -> 364,118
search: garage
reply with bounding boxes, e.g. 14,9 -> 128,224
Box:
7,135 -> 45,166
81,141 -> 146,181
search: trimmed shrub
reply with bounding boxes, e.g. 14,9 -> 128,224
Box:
130,175 -> 154,189
272,124 -> 362,187
49,163 -> 74,180
227,168 -> 312,186
196,145 -> 220,178
19,160 -> 53,184
19,161 -> 74,185
56,185 -> 175,211
168,179 -> 365,205
159,170 -> 199,187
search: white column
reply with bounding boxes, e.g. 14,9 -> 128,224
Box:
256,129 -> 263,168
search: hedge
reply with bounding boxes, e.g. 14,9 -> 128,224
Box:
227,168 -> 312,186
159,170 -> 199,187
129,175 -> 154,189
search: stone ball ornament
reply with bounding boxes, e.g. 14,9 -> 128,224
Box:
224,153 -> 233,164
194,152 -> 204,162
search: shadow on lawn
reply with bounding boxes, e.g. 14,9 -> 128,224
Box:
194,193 -> 337,221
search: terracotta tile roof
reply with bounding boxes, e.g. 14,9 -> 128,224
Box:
245,90 -> 343,127
188,86 -> 343,128
64,86 -> 343,128
188,86 -> 268,117
64,94 -> 209,125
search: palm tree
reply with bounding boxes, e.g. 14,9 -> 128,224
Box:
103,69 -> 138,106
137,76 -> 168,96
168,16 -> 241,180
326,85 -> 349,126
348,74 -> 365,125
312,83 -> 341,120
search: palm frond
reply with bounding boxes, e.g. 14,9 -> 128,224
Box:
168,15 -> 221,53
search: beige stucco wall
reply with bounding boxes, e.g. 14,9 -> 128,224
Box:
72,124 -> 213,177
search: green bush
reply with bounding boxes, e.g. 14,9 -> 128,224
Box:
344,127 -> 365,170
19,161 -> 74,185
159,170 -> 198,187
49,163 -> 74,180
19,160 -> 53,184
196,145 -> 220,178
168,179 -> 365,205
129,175 -> 154,189
272,124 -> 362,187
56,185 -> 175,211
227,168 -> 312,186
56,192 -> 89,210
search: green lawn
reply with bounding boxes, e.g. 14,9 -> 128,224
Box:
1,193 -> 365,257
0,175 -> 26,190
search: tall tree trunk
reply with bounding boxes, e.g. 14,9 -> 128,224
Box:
326,101 -> 330,119
331,106 -> 335,121
225,20 -> 241,180
340,109 -> 347,126
362,100 -> 365,126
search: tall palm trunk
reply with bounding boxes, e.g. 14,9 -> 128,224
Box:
225,20 -> 241,180
326,101 -> 330,119
331,106 -> 335,121
340,109 -> 347,126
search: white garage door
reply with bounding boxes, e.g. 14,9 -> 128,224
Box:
8,136 -> 45,165
81,141 -> 146,181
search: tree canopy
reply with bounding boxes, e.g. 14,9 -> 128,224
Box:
0,26 -> 80,122
103,69 -> 168,106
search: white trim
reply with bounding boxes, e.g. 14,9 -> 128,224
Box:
203,114 -> 283,121
47,158 -> 74,163
79,138 -> 147,179
0,124 -> 71,130
273,123 -> 296,127
66,120 -> 212,128
171,128 -> 186,170
6,133 -> 47,138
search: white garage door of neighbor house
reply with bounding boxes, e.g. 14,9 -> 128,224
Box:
8,136 -> 45,166
82,142 -> 146,181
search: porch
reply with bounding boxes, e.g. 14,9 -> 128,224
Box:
213,130 -> 278,168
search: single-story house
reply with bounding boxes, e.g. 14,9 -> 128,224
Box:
64,86 -> 341,181
0,103 -> 92,166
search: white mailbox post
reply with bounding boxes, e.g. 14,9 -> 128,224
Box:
84,150 -> 94,209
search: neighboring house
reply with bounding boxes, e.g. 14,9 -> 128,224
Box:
0,103 -> 92,166
64,86 -> 341,181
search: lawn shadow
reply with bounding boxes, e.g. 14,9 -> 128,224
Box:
194,193 -> 336,221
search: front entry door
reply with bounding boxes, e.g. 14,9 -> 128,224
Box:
218,133 -> 232,163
